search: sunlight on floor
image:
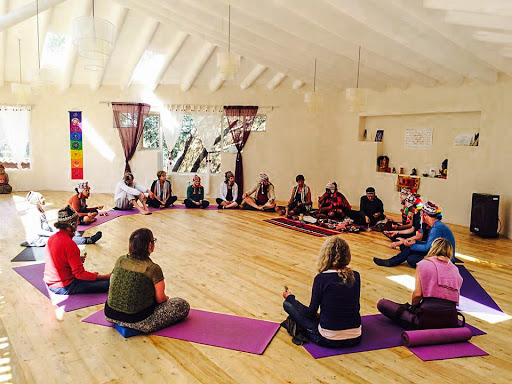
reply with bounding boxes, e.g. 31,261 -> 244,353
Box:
455,252 -> 505,268
387,275 -> 512,324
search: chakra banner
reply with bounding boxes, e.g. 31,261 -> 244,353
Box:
69,111 -> 83,179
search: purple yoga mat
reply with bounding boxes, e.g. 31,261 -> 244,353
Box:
402,327 -> 473,347
408,342 -> 488,361
303,314 -> 485,359
170,204 -> 219,210
83,308 -> 280,354
12,263 -> 107,312
457,265 -> 502,312
77,209 -> 135,231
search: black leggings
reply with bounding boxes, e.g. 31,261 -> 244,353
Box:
184,199 -> 210,208
147,196 -> 177,208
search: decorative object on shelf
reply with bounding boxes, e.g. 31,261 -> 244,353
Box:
346,46 -> 367,112
411,168 -> 417,176
11,39 -> 32,104
217,4 -> 240,80
429,168 -> 437,178
363,129 -> 367,140
397,175 -> 420,193
392,167 -> 396,174
377,155 -> 391,173
72,0 -> 115,70
437,159 -> 448,179
375,129 -> 384,142
423,173 -> 429,177
471,133 -> 479,146
399,167 -> 405,174
304,58 -> 322,114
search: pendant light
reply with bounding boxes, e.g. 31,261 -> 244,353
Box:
304,58 -> 321,114
217,5 -> 240,80
345,46 -> 367,112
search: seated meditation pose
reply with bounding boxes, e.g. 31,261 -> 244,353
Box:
0,164 -> 12,194
373,201 -> 455,268
147,171 -> 177,209
240,173 -> 278,212
114,172 -> 154,215
357,187 -> 385,225
283,174 -> 312,217
68,182 -> 103,225
24,191 -> 101,246
377,238 -> 463,329
43,206 -> 111,295
184,175 -> 210,209
384,194 -> 423,247
386,188 -> 414,229
281,237 -> 362,348
318,182 -> 351,219
104,228 -> 190,333
216,171 -> 238,209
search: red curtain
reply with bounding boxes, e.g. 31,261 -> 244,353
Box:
224,105 -> 258,197
112,103 -> 151,173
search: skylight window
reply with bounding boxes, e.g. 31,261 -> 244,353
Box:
131,50 -> 166,84
41,32 -> 70,69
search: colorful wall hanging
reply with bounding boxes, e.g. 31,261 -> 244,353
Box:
69,111 -> 83,179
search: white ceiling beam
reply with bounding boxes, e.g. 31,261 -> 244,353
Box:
267,72 -> 286,90
150,30 -> 188,91
209,73 -> 224,92
423,0 -> 512,16
61,0 -> 91,89
90,7 -> 128,91
119,19 -> 159,90
292,80 -> 304,90
180,42 -> 216,92
394,0 -> 512,78
323,0 -> 496,83
0,0 -> 66,31
445,11 -> 512,31
240,64 -> 266,90
0,0 -> 7,86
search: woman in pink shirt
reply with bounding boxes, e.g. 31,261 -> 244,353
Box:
377,238 -> 463,329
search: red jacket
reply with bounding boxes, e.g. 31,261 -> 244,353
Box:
68,194 -> 88,217
43,230 -> 98,288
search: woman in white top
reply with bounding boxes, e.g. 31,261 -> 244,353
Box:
114,172 -> 154,215
216,171 -> 239,209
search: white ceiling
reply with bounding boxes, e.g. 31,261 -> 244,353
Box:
1,0 -> 512,93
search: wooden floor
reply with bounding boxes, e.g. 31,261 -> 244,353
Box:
1,192 -> 511,384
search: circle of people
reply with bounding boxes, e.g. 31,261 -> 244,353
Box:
39,169 -> 461,348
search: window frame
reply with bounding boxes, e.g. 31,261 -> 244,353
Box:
0,106 -> 32,170
140,112 -> 161,151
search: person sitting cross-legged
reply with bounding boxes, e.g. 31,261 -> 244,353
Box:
377,238 -> 463,330
114,172 -> 154,215
147,171 -> 178,209
216,171 -> 238,209
355,187 -> 385,226
282,174 -> 312,217
317,181 -> 351,219
104,228 -> 190,333
240,173 -> 279,212
184,175 -> 210,209
68,181 -> 103,225
373,201 -> 455,268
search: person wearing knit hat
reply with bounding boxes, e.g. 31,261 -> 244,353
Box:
384,194 -> 424,249
317,181 -> 351,219
216,171 -> 239,209
147,170 -> 178,209
68,181 -> 103,225
114,172 -> 154,214
240,173 -> 279,212
22,192 -> 102,246
43,205 -> 111,295
354,187 -> 385,226
184,175 -> 210,209
281,174 -> 312,217
374,201 -> 455,268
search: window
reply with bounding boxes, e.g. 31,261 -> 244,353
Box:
0,107 -> 31,169
131,50 -> 166,84
222,115 -> 267,151
142,114 -> 160,149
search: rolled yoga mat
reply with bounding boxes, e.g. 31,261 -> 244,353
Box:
401,327 -> 473,347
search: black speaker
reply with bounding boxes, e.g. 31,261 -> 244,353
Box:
470,193 -> 499,238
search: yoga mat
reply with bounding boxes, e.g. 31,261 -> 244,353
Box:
457,265 -> 502,312
264,217 -> 340,237
408,342 -> 488,361
83,308 -> 280,355
12,263 -> 107,312
303,314 -> 485,359
11,246 -> 46,262
170,204 -> 218,210
77,210 -> 133,231
402,327 -> 473,347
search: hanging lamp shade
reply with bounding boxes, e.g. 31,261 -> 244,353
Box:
217,52 -> 240,80
72,16 -> 115,62
345,46 -> 368,112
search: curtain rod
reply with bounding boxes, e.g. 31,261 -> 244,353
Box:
99,101 -> 278,112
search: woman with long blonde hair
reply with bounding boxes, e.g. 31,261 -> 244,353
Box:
377,237 -> 463,329
281,237 -> 362,348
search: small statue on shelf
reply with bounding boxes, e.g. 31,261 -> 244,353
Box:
411,168 -> 417,176
437,159 -> 448,179
392,167 -> 396,174
377,155 -> 391,173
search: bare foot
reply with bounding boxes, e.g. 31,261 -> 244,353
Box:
140,210 -> 151,215
390,241 -> 401,249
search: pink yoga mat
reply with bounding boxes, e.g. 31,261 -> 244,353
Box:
407,341 -> 488,361
82,308 -> 280,354
12,263 -> 107,312
303,314 -> 485,359
77,210 -> 135,231
402,327 -> 473,347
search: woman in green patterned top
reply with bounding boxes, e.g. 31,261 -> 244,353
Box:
104,228 -> 190,333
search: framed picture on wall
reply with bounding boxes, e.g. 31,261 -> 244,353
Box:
375,130 -> 384,142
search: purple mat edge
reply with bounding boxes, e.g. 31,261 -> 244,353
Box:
457,265 -> 502,312
407,341 -> 488,361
